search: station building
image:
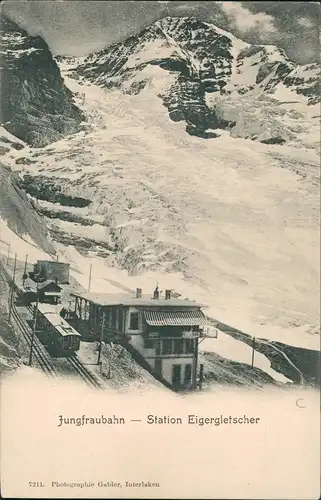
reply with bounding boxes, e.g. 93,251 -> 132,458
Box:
70,287 -> 213,390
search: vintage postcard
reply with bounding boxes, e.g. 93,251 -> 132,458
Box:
0,1 -> 320,498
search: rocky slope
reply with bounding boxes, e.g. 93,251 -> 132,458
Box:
0,15 -> 84,146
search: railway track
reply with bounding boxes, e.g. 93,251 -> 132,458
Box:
66,355 -> 102,389
1,261 -> 103,389
1,262 -> 56,377
11,303 -> 57,378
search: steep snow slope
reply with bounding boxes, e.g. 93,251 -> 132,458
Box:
3,67 -> 319,352
0,161 -> 55,255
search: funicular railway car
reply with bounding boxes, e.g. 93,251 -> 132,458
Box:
36,304 -> 81,355
15,284 -> 37,306
11,281 -> 26,299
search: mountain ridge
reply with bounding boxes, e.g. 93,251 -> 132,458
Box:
1,14 -> 319,147
60,15 -> 319,144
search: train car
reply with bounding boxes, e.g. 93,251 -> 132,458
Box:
15,285 -> 37,306
36,304 -> 81,355
16,282 -> 62,307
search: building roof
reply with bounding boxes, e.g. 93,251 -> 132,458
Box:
144,309 -> 209,326
37,260 -> 70,267
70,291 -> 206,309
38,303 -> 61,315
38,280 -> 62,291
22,279 -> 61,293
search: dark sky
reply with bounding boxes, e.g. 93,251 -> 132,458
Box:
2,1 -> 320,64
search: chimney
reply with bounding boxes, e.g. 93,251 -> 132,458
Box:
136,288 -> 142,298
165,289 -> 171,300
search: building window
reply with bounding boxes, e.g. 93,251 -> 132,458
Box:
107,308 -> 112,328
184,364 -> 192,384
172,364 -> 181,385
129,312 -> 140,330
144,338 -> 155,349
104,309 -> 111,329
185,339 -> 195,354
162,339 -> 172,355
112,308 -> 117,328
84,301 -> 90,320
173,338 -> 183,354
98,309 -> 108,328
155,359 -> 162,376
119,309 -> 123,332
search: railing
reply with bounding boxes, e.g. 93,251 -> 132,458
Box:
182,330 -> 201,339
145,328 -> 202,339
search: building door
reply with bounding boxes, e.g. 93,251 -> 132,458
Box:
172,364 -> 181,386
184,364 -> 192,385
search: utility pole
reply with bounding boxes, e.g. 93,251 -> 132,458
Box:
29,272 -> 40,366
6,242 -> 11,265
199,363 -> 204,391
22,253 -> 28,286
251,337 -> 256,368
193,340 -> 198,391
88,264 -> 92,292
8,253 -> 17,323
97,311 -> 105,365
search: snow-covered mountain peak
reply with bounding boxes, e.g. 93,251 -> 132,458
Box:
155,15 -> 236,40
61,15 -> 318,145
